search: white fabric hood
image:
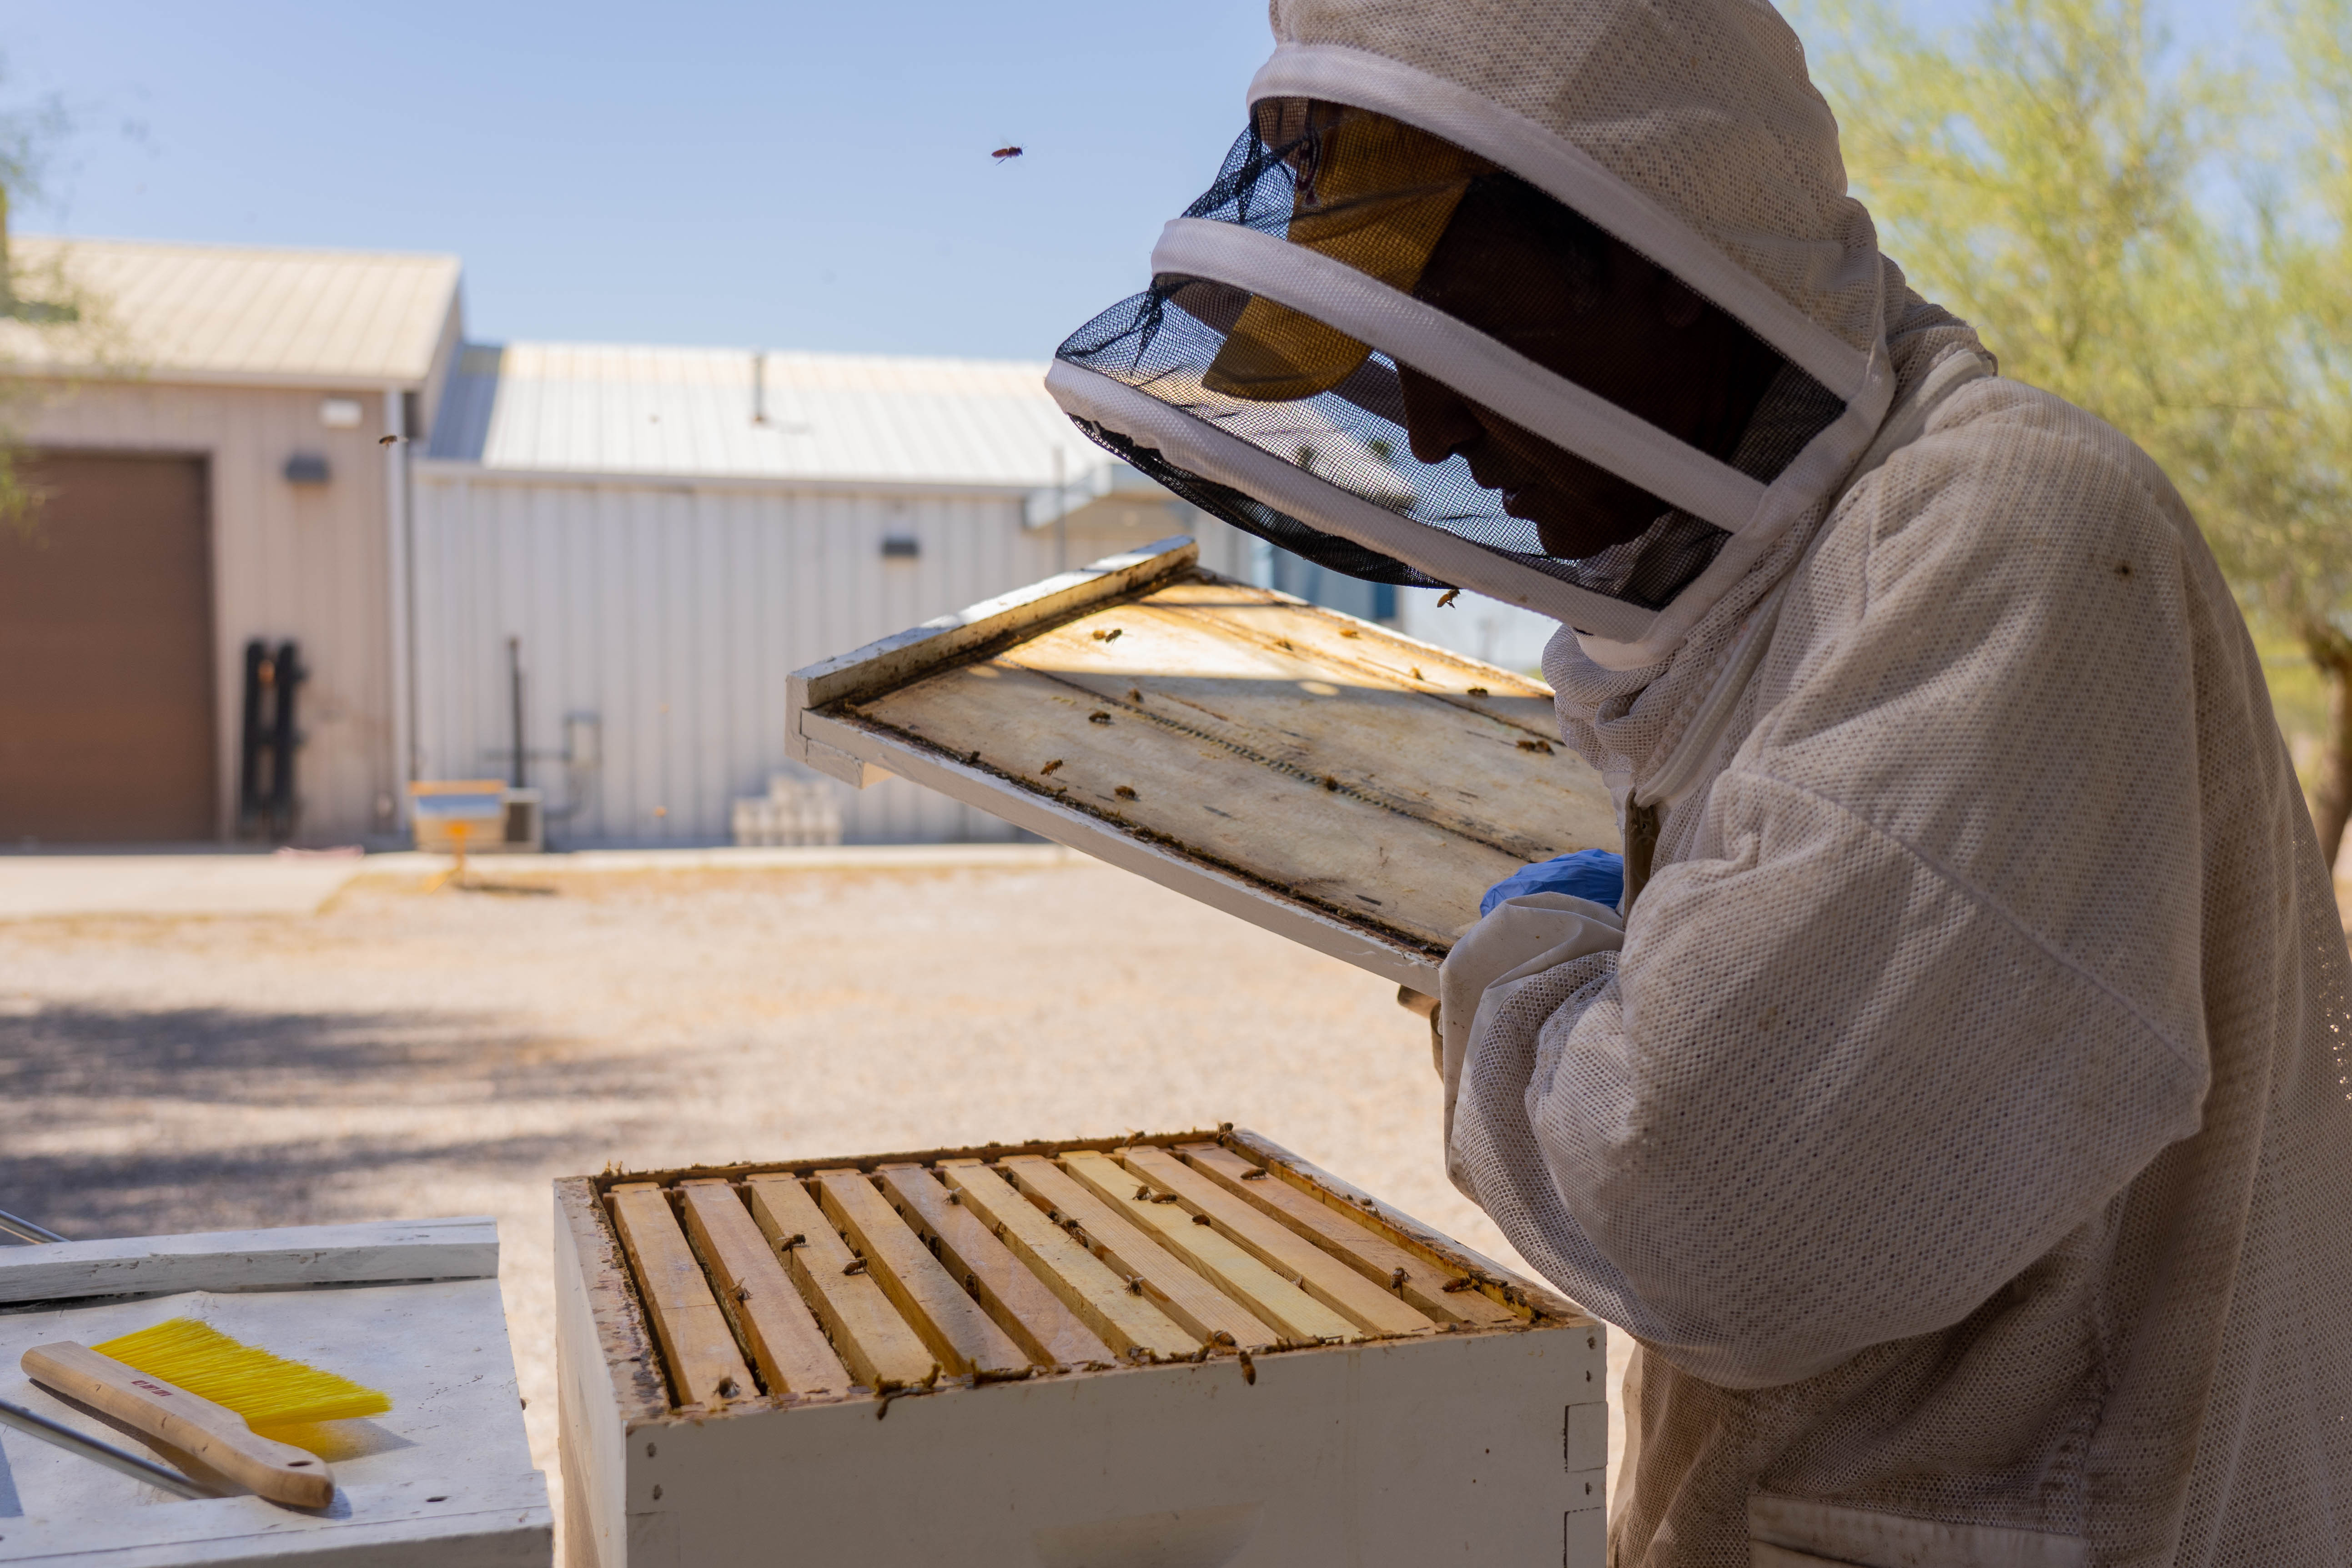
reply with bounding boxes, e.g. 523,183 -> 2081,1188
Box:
1047,0 -> 1899,663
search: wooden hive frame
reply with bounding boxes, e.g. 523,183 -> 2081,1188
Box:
556,1127 -> 1609,1568
784,538 -> 1618,992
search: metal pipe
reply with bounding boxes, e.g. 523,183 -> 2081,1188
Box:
0,1399 -> 214,1498
508,637 -> 527,789
0,1207 -> 64,1244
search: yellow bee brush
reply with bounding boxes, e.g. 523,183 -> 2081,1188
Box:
21,1318 -> 390,1506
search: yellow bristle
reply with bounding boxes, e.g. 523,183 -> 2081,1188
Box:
91,1318 -> 391,1430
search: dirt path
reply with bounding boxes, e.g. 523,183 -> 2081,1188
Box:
0,857 -> 1620,1538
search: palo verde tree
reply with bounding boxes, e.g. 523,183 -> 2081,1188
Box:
1806,0 -> 2352,865
0,66 -> 101,536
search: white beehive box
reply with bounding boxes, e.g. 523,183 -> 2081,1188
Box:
0,1217 -> 550,1566
556,1128 -> 1606,1568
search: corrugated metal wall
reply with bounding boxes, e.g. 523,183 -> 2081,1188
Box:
21,380 -> 404,843
411,471 -> 1216,844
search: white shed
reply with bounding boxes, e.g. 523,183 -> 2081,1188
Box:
412,343 -> 1229,844
0,236 -> 462,845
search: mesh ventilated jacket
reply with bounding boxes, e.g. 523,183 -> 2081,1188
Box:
1267,0 -> 2352,1563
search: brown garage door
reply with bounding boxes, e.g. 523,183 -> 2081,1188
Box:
0,453 -> 216,842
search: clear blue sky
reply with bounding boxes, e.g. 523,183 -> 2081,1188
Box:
5,0 -> 2256,364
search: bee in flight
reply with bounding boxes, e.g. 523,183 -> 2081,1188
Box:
991,144 -> 1024,163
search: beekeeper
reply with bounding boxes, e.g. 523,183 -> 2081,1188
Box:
1044,0 -> 2352,1562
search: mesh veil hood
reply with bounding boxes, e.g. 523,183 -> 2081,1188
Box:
1270,0 -> 1885,362
1047,0 -> 1898,663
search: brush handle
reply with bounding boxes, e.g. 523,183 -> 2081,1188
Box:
20,1342 -> 334,1507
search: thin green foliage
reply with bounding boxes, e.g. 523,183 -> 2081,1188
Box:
1805,0 -> 2352,860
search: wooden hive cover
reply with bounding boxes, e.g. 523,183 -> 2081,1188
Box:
786,537 -> 1618,990
568,1128 -> 1580,1418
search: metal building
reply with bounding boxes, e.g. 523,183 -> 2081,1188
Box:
0,237 -> 462,845
412,343 -> 1215,844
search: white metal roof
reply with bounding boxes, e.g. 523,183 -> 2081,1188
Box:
0,235 -> 461,387
425,341 -> 1114,492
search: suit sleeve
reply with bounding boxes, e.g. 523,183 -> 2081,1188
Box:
1452,412 -> 2213,1388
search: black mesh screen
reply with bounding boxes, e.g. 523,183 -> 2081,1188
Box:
1059,277 -> 1738,611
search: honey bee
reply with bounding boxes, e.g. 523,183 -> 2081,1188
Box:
1040,759 -> 1064,775
378,433 -> 402,446
1338,628 -> 1360,638
1240,1168 -> 1269,1181
1114,785 -> 1137,799
991,144 -> 1024,162
1467,686 -> 1489,698
1437,588 -> 1461,608
1091,627 -> 1122,642
1322,775 -> 1340,791
1517,738 -> 1553,754
1088,712 -> 1112,724
1390,1267 -> 1409,1291
1126,687 -> 1143,702
1190,1212 -> 1212,1226
843,1257 -> 869,1276
1442,1277 -> 1478,1293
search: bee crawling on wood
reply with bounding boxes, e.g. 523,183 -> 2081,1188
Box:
779,1232 -> 807,1251
1240,1168 -> 1270,1181
1339,627 -> 1360,637
1210,1329 -> 1237,1347
1126,1275 -> 1145,1295
843,1257 -> 868,1277
1190,1212 -> 1212,1226
945,1189 -> 961,1204
1151,1192 -> 1181,1204
1091,627 -> 1122,642
1442,1277 -> 1478,1293
734,1284 -> 753,1302
1114,784 -> 1137,799
1134,1184 -> 1151,1201
716,1376 -> 739,1397
1517,738 -> 1553,754
1238,1349 -> 1256,1384
1322,775 -> 1341,791
1437,588 -> 1461,608
1390,1267 -> 1409,1292
1088,711 -> 1112,724
1467,686 -> 1489,698
1127,687 -> 1143,702
1039,759 -> 1064,775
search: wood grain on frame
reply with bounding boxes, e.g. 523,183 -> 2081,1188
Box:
606,1183 -> 753,1407
1059,1151 -> 1358,1345
1118,1145 -> 1436,1337
675,1180 -> 849,1396
935,1161 -> 1200,1360
1000,1155 -> 1279,1350
814,1171 -> 1030,1380
877,1165 -> 1113,1368
743,1173 -> 938,1391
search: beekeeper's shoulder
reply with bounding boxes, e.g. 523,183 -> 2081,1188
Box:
1846,373 -> 2197,603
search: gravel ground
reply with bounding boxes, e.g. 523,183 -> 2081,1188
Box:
0,855 -> 1628,1545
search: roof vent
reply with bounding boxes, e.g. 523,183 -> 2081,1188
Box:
880,535 -> 920,560
284,453 -> 331,486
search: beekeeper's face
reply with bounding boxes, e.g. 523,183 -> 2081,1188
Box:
1397,176 -> 1781,558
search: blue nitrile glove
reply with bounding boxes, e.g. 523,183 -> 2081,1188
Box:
1479,848 -> 1624,918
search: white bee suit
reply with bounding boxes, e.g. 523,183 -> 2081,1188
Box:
1195,0 -> 2352,1565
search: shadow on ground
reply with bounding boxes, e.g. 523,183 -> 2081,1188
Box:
0,1002 -> 660,1241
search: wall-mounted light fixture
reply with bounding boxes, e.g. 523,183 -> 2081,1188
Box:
284,453 -> 331,485
880,535 -> 920,559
